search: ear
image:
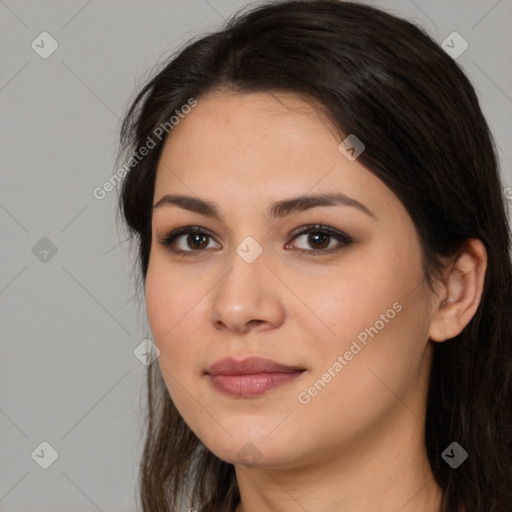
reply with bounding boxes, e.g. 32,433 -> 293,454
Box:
429,238 -> 487,342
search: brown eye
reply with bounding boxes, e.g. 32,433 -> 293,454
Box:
287,224 -> 354,255
186,233 -> 210,250
158,224 -> 354,257
157,226 -> 220,255
306,232 -> 331,250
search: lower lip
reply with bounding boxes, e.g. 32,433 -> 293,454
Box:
208,371 -> 304,398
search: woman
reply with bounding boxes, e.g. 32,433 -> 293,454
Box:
116,1 -> 512,511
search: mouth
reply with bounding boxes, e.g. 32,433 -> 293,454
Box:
205,356 -> 306,398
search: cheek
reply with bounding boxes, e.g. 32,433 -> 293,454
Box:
290,256 -> 422,354
145,261 -> 191,361
293,290 -> 431,450
145,263 -> 172,342
294,244 -> 431,404
145,254 -> 196,339
145,259 -> 210,375
145,264 -> 206,418
310,280 -> 430,405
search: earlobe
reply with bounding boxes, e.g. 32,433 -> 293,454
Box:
429,239 -> 487,343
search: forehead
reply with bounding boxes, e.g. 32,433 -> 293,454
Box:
153,91 -> 402,225
159,91 -> 339,159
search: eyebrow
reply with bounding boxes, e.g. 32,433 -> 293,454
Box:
152,192 -> 376,220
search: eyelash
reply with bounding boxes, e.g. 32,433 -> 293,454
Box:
157,223 -> 354,257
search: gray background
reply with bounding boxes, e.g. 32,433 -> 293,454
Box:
0,1 -> 510,511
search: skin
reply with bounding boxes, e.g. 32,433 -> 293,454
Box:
145,91 -> 487,512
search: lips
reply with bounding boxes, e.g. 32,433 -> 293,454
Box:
205,357 -> 306,398
205,356 -> 305,376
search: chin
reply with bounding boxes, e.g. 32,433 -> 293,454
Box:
202,431 -> 294,468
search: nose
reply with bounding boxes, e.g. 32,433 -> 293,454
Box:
209,248 -> 286,334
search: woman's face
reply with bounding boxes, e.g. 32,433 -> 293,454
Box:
145,91 -> 438,469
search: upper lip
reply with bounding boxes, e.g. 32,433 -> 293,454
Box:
206,356 -> 305,376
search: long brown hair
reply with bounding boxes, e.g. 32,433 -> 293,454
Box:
116,2 -> 512,511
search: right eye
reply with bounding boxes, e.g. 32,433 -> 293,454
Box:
157,226 -> 221,255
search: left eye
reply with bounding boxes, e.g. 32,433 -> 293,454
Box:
286,225 -> 354,254
289,231 -> 342,252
